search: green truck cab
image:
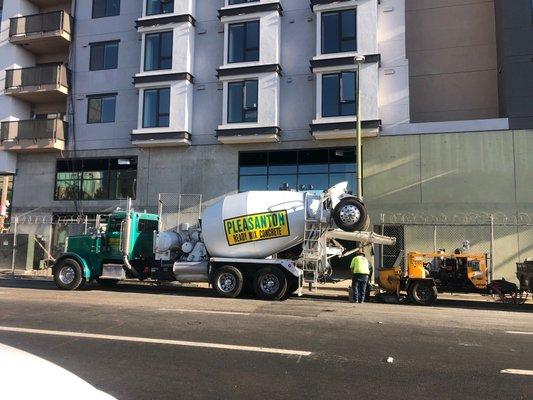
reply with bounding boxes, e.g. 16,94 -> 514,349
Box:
53,210 -> 159,290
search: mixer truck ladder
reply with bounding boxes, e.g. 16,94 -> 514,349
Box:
301,193 -> 327,292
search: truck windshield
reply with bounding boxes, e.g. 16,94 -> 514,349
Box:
107,218 -> 123,233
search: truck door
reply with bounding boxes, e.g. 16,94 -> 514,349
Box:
102,216 -> 124,261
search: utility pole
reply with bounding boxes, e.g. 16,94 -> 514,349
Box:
354,55 -> 365,201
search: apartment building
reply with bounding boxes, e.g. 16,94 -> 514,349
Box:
0,0 -> 532,279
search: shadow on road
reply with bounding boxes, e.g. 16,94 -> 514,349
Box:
1,276 -> 532,313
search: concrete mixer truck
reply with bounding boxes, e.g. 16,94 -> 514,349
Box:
52,183 -> 395,300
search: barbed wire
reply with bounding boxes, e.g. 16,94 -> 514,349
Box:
381,212 -> 533,226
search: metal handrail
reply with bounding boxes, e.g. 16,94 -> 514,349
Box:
0,119 -> 68,142
4,64 -> 70,90
9,10 -> 71,37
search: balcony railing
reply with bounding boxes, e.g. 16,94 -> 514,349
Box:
5,64 -> 69,91
9,10 -> 72,39
1,119 -> 67,143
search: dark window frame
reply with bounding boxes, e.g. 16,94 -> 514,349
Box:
238,148 -> 359,193
144,31 -> 173,71
227,80 -> 258,123
322,71 -> 356,117
89,40 -> 119,71
92,0 -> 121,19
146,0 -> 174,16
87,94 -> 117,124
228,0 -> 259,4
228,20 -> 260,63
54,157 -> 138,201
321,8 -> 357,54
142,87 -> 171,128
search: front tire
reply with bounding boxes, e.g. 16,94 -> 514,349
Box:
212,266 -> 244,298
253,267 -> 288,301
333,198 -> 369,232
54,258 -> 85,290
408,281 -> 438,306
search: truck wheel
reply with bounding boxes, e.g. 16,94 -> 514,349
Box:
54,258 -> 85,290
408,281 -> 437,306
253,267 -> 288,301
212,266 -> 244,298
332,198 -> 368,232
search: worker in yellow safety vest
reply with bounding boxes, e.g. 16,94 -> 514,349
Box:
350,250 -> 370,303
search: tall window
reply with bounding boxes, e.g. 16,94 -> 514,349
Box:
55,157 -> 137,201
228,80 -> 258,123
144,31 -> 173,71
90,41 -> 119,71
143,88 -> 170,128
146,0 -> 174,16
321,9 -> 357,54
92,0 -> 120,18
239,149 -> 357,194
322,72 -> 356,117
87,94 -> 116,124
228,20 -> 259,63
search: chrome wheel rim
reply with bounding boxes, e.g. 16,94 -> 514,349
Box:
260,274 -> 280,295
217,272 -> 236,293
339,204 -> 361,225
59,266 -> 76,285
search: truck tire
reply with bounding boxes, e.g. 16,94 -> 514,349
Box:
281,278 -> 300,300
54,258 -> 85,291
253,267 -> 288,301
333,198 -> 368,232
212,266 -> 244,298
408,281 -> 437,306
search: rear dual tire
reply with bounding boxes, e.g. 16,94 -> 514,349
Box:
212,265 -> 289,301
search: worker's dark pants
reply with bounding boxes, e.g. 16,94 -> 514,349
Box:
352,274 -> 369,303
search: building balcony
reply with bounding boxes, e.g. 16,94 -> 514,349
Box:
0,119 -> 67,152
9,11 -> 72,54
4,65 -> 69,104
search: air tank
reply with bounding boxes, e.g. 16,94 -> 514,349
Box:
202,191 -> 310,259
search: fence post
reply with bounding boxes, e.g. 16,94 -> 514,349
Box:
84,215 -> 88,234
489,214 -> 495,282
11,216 -> 18,277
433,225 -> 437,253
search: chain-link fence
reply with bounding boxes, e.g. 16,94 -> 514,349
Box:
374,212 -> 533,283
158,193 -> 202,231
0,214 -> 100,274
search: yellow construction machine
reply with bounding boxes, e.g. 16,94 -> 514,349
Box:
377,251 -> 489,306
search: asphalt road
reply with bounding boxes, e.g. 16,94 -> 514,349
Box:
0,278 -> 531,400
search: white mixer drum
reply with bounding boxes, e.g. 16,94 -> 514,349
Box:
202,191 -> 306,259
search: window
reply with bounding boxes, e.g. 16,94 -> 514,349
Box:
144,31 -> 173,71
55,157 -> 137,201
143,88 -> 170,128
228,20 -> 259,63
90,41 -> 119,71
228,80 -> 258,123
87,94 -> 116,124
92,0 -> 120,18
229,0 -> 259,4
239,148 -> 357,194
321,9 -> 357,54
146,0 -> 174,16
322,72 -> 356,117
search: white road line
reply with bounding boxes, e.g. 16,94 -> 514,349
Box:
158,308 -> 251,316
0,326 -> 312,357
506,331 -> 533,335
500,369 -> 533,376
